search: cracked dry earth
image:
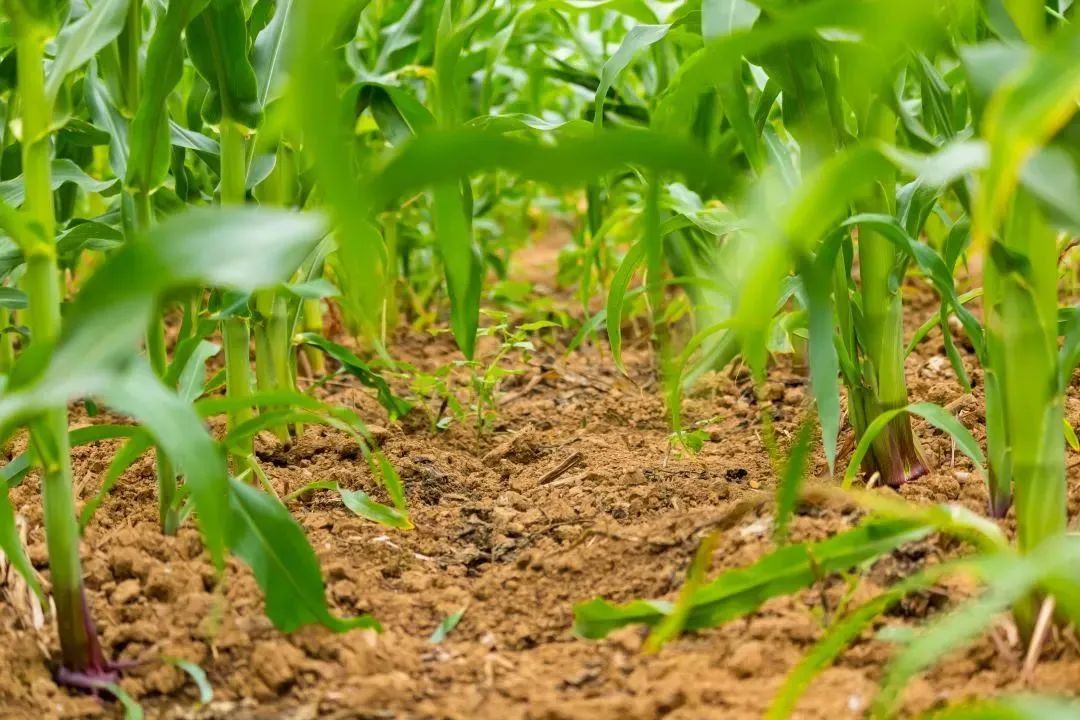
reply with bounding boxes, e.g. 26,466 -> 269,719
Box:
4,282 -> 1080,719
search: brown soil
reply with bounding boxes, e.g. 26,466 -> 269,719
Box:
3,269 -> 1080,719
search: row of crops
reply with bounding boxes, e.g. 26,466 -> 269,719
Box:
1,0 -> 1079,716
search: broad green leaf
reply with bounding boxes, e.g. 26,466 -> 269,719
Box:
0,287 -> 27,309
281,279 -> 338,300
0,159 -> 115,207
974,29 -> 1080,248
803,234 -> 842,473
101,364 -> 230,572
702,0 -> 760,41
3,423 -> 144,489
432,182 -> 482,359
369,128 -> 726,210
294,2 -> 387,339
128,0 -> 210,193
252,0 -> 296,105
44,0 -> 132,102
84,68 -> 129,180
0,208 -> 325,566
226,477 -> 381,633
573,518 -> 931,639
339,486 -> 411,530
176,340 -> 221,402
187,0 -> 262,127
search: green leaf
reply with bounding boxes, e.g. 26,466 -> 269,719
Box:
768,558 -> 971,720
594,24 -> 670,128
226,477 -> 381,633
187,0 -> 262,127
873,538 -> 1080,717
843,403 -> 985,490
101,364 -> 230,572
605,240 -> 645,374
79,431 -> 154,530
252,0 -> 296,105
127,0 -> 211,193
44,0 -> 132,102
428,607 -> 466,644
803,234 -> 842,473
432,182 -> 482,359
280,279 -> 338,300
774,418 -> 814,543
296,333 -> 412,420
920,696 -> 1080,720
3,423 -> 145,490
176,340 -> 221,402
573,518 -> 931,639
0,478 -> 44,601
702,0 -> 760,41
0,159 -> 116,207
163,657 -> 214,705
84,68 -> 129,180
0,287 -> 28,309
368,128 -> 726,210
294,2 -> 387,339
104,683 -> 143,720
339,485 -> 411,530
0,207 -> 325,566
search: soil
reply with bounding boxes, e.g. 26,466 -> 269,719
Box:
3,242 -> 1080,719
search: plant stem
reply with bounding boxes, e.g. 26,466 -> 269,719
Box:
0,309 -> 14,374
134,190 -> 179,533
853,103 -> 926,487
301,298 -> 326,375
254,290 -> 290,441
986,190 -> 1065,550
219,120 -> 254,461
16,27 -> 109,677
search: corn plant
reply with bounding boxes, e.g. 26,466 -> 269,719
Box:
573,0 -> 1080,714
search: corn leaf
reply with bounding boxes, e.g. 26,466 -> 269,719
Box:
187,0 -> 262,127
920,697 -> 1080,720
873,538 -> 1080,717
226,477 -> 380,633
44,0 -> 131,102
296,333 -> 412,419
573,518 -> 932,639
594,24 -> 670,128
127,0 -> 210,193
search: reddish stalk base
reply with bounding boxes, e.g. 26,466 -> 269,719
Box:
865,414 -> 930,488
53,589 -> 135,692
